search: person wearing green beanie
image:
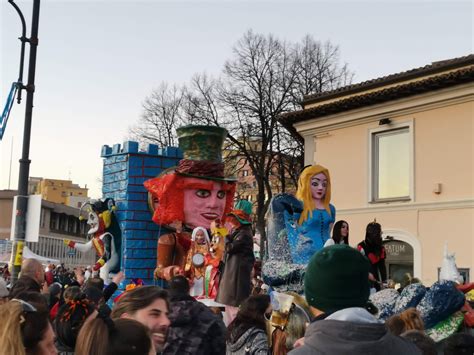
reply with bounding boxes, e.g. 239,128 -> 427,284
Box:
289,245 -> 421,355
216,200 -> 255,325
305,244 -> 371,313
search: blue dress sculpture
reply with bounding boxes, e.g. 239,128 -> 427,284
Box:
263,165 -> 336,292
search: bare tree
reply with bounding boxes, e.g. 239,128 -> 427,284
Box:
291,35 -> 354,108
128,82 -> 184,147
131,31 -> 354,257
275,35 -> 354,191
180,31 -> 300,247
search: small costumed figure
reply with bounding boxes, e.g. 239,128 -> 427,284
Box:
143,126 -> 236,283
186,227 -> 212,297
64,198 -> 122,282
201,219 -> 228,299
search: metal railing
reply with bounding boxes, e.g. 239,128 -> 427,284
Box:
0,235 -> 96,268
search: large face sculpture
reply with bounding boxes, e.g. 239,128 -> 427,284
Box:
310,172 -> 328,201
87,211 -> 100,235
183,177 -> 227,230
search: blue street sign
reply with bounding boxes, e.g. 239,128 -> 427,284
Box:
1,82 -> 18,141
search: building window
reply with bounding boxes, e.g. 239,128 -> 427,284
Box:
40,209 -> 46,228
59,214 -> 68,231
242,170 -> 249,177
369,121 -> 413,202
50,213 -> 58,230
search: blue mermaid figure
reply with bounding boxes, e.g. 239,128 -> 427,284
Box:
263,165 -> 336,292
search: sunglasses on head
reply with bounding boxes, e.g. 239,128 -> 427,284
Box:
11,299 -> 37,313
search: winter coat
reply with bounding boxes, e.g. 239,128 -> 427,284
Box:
56,340 -> 74,355
226,327 -> 270,355
289,307 -> 421,355
9,275 -> 41,298
163,294 -> 226,355
216,225 -> 255,307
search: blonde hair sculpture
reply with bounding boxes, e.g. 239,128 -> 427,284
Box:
296,165 -> 332,225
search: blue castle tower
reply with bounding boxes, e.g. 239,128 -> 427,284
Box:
100,141 -> 182,286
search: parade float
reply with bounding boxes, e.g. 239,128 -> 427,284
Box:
263,164 -> 336,293
143,125 -> 236,302
64,198 -> 122,282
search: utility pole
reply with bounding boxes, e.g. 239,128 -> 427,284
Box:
8,138 -> 14,189
9,0 -> 41,283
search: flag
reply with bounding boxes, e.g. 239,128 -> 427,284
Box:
0,82 -> 18,140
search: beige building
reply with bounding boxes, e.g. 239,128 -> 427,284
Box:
280,55 -> 474,285
224,138 -> 299,205
29,178 -> 89,208
0,190 -> 95,267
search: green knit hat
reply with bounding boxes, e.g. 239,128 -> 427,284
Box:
304,245 -> 370,313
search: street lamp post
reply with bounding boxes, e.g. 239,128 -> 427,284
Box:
8,0 -> 41,284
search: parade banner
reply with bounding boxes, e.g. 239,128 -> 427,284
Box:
0,82 -> 17,140
9,194 -> 41,242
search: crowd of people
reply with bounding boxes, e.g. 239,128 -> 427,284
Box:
2,123 -> 473,355
0,243 -> 473,355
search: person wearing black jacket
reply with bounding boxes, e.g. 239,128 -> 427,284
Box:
216,200 -> 255,324
9,258 -> 44,299
163,275 -> 226,355
357,221 -> 387,291
289,245 -> 420,355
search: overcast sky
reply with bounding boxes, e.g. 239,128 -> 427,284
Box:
1,0 -> 472,198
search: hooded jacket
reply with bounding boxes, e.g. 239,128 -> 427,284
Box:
226,326 -> 269,355
163,293 -> 226,355
289,308 -> 421,355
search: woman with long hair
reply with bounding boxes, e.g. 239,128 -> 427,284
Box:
75,317 -> 154,355
357,221 -> 387,290
0,299 -> 57,355
324,220 -> 349,247
226,294 -> 271,355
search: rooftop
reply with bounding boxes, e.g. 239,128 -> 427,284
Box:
280,54 -> 474,140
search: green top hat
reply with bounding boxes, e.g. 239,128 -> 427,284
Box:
175,125 -> 236,182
